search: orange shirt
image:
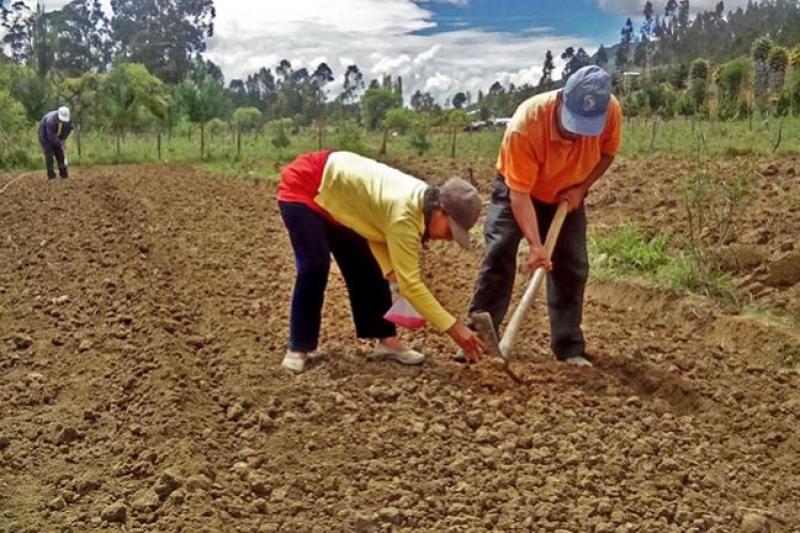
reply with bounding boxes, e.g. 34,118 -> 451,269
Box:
496,90 -> 622,203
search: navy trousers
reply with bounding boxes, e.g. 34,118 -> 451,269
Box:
40,140 -> 68,179
279,201 -> 396,352
468,176 -> 589,360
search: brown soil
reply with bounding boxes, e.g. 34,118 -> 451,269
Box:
1,163 -> 799,532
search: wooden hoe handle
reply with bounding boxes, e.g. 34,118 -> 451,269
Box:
498,201 -> 569,359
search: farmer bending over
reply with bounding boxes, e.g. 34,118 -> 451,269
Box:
38,106 -> 73,180
462,65 -> 622,368
277,150 -> 484,374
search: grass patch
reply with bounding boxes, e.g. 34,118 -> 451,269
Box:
589,224 -> 739,301
201,158 -> 282,181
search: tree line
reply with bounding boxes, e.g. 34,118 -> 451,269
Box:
3,0 -> 800,170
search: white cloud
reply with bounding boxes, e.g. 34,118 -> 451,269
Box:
205,1 -> 593,103
19,0 -> 595,104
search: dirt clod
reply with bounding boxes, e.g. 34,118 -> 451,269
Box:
11,333 -> 33,350
131,489 -> 160,511
740,512 -> 769,533
100,501 -> 128,523
153,468 -> 184,499
764,253 -> 800,287
48,496 -> 66,511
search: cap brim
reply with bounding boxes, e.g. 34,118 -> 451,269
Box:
560,104 -> 607,136
449,218 -> 472,249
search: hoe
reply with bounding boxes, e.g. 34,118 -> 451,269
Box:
471,201 -> 568,385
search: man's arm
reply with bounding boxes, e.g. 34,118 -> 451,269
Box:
46,116 -> 62,147
558,154 -> 615,212
509,189 -> 551,272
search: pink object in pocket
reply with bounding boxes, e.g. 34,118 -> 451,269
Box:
384,297 -> 427,330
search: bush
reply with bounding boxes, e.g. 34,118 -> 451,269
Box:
590,225 -> 670,274
0,87 -> 30,170
270,118 -> 292,153
408,123 -> 431,155
678,170 -> 749,272
332,120 -> 365,153
206,118 -> 228,137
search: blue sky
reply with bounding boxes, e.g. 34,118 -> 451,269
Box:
415,0 -> 623,47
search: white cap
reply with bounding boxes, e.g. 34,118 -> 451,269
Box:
58,106 -> 70,122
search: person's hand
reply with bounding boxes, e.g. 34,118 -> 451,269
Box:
557,183 -> 587,212
447,322 -> 484,362
528,243 -> 552,272
386,271 -> 397,284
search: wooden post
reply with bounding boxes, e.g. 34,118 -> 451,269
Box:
200,122 -> 205,161
157,130 -> 162,161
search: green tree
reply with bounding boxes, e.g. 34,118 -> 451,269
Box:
1,0 -> 33,64
595,44 -> 609,67
789,46 -> 800,115
452,92 -> 467,109
539,50 -> 555,89
101,62 -> 166,158
0,86 -> 29,169
7,64 -> 53,122
443,109 -> 469,158
675,91 -> 696,116
339,64 -> 364,105
361,87 -> 401,131
716,57 -> 752,120
109,0 -> 216,84
768,46 -> 789,96
49,0 -> 113,76
408,115 -> 431,156
379,107 -> 414,156
59,72 -> 99,157
410,89 -> 437,112
232,106 -> 262,158
689,58 -> 710,107
752,36 -> 773,114
179,64 -> 227,160
270,118 -> 292,156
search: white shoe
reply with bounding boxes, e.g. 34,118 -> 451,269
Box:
281,351 -> 308,374
373,344 -> 426,365
564,355 -> 593,367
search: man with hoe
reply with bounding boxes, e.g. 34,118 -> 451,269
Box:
461,65 -> 622,368
38,106 -> 73,180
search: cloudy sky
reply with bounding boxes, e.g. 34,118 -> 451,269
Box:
33,0 -> 749,103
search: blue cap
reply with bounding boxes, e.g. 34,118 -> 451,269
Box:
560,65 -> 612,136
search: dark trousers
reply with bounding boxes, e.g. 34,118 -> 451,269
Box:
279,201 -> 396,352
40,141 -> 68,179
468,176 -> 589,360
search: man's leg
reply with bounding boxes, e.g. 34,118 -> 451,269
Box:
537,201 -> 589,360
329,224 -> 396,342
53,145 -> 68,179
278,202 -> 332,353
468,176 -> 524,332
42,144 -> 56,180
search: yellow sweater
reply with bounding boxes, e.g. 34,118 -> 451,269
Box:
315,151 -> 456,332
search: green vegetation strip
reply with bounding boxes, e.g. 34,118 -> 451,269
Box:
589,224 -> 738,302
